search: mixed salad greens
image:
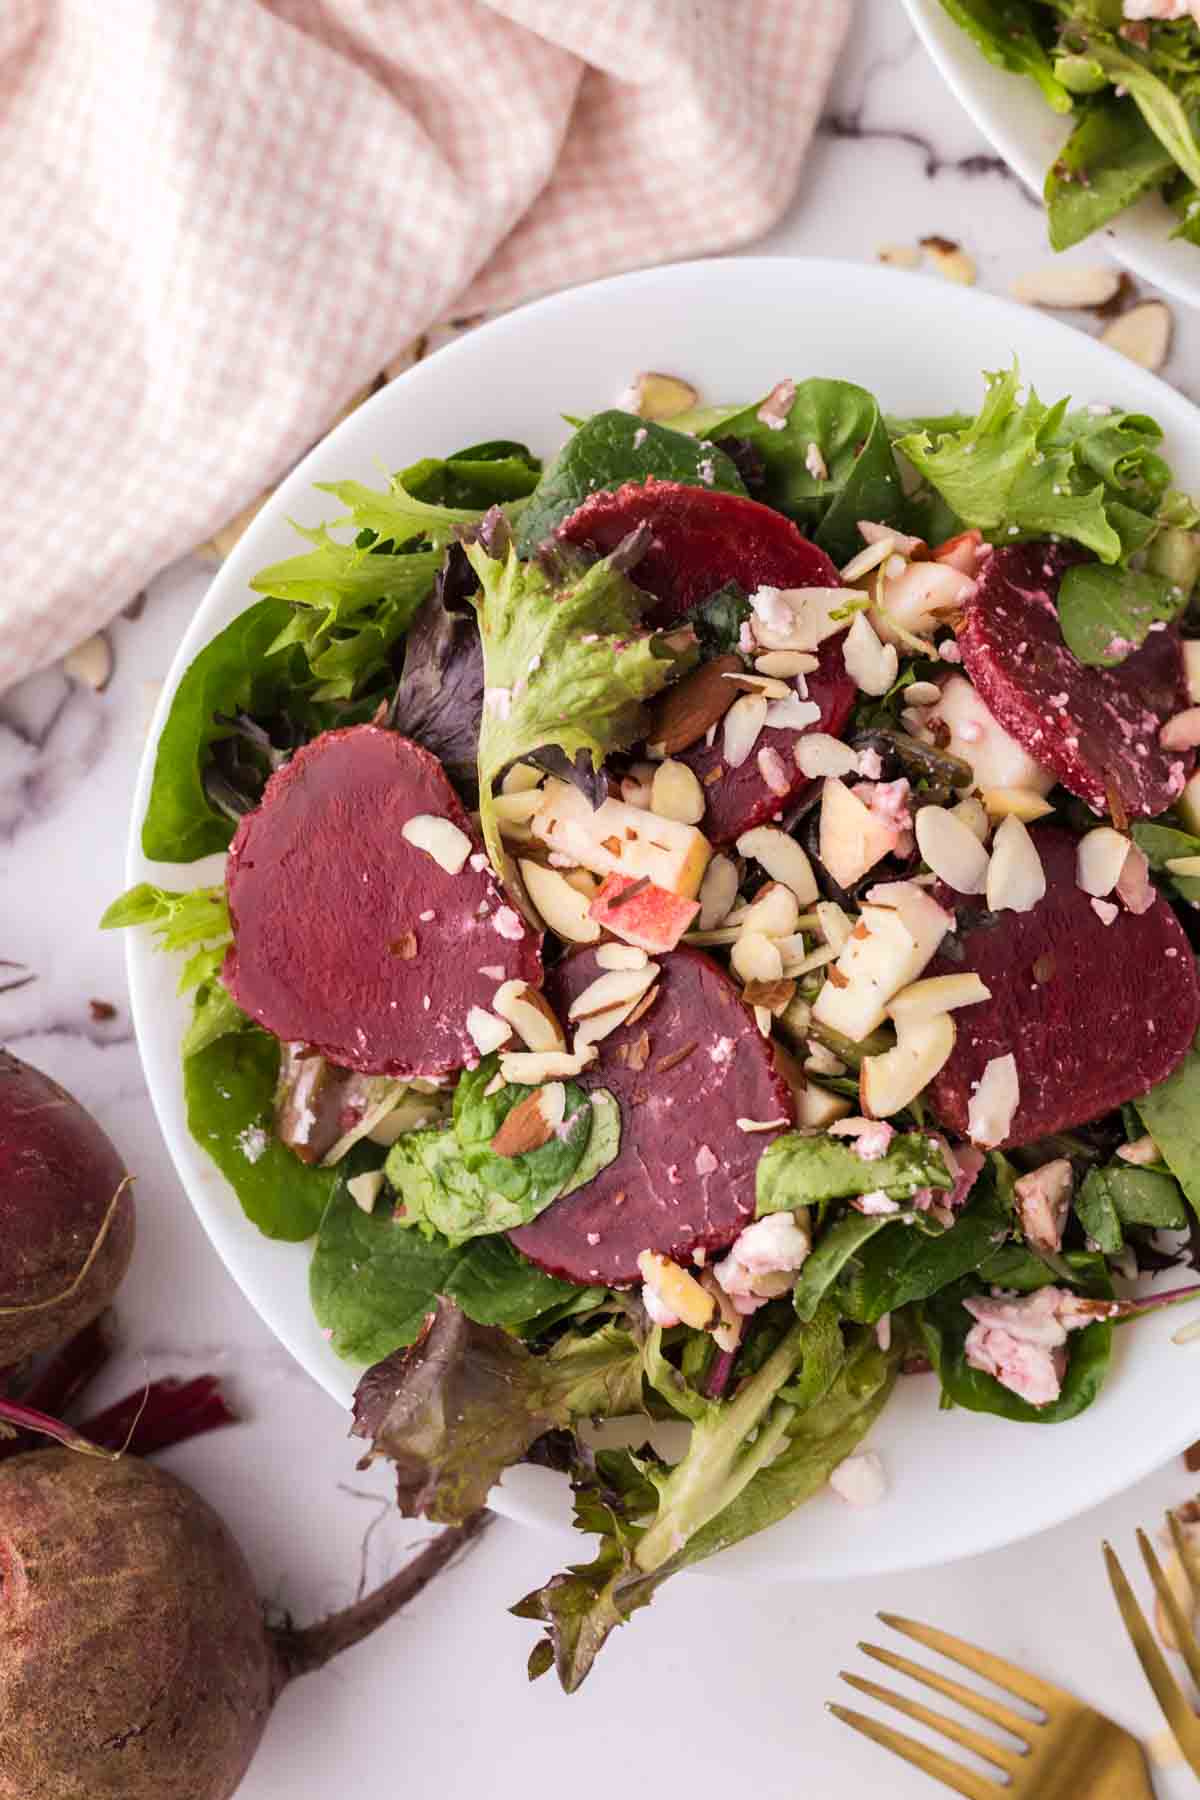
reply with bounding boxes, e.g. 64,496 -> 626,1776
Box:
107,363 -> 1200,1690
938,0 -> 1200,248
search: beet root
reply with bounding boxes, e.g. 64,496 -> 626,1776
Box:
0,1053 -> 134,1366
0,1450 -> 490,1800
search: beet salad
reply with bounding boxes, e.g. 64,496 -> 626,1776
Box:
110,363 -> 1200,1690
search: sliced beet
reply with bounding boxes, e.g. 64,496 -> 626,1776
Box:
509,944 -> 795,1285
557,479 -> 843,623
676,632 -> 855,843
961,542 -> 1193,819
559,481 -> 855,843
926,825 -> 1199,1148
223,726 -> 541,1079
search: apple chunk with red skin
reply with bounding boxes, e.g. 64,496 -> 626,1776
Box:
818,777 -> 900,891
589,873 -> 699,953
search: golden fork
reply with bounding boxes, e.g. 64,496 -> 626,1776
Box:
829,1612 -> 1153,1798
1105,1513 -> 1200,1777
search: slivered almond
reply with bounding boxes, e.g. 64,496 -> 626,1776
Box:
500,1047 -> 596,1083
1161,706 -> 1200,751
915,804 -> 989,893
732,931 -> 784,985
63,632 -> 114,692
794,732 -> 859,780
980,786 -> 1056,823
755,650 -> 819,677
1010,264 -> 1120,309
986,814 -> 1045,913
491,1082 -> 566,1157
1102,300 -> 1171,372
492,980 -> 566,1052
736,826 -> 819,904
842,612 -> 898,696
697,852 -> 739,930
742,977 -> 797,1015
888,973 -> 990,1027
951,796 -> 990,843
466,1006 -> 513,1055
1077,826 -> 1131,897
651,759 -> 706,825
402,813 -> 472,874
723,693 -> 768,768
646,655 -> 743,755
621,370 -> 698,421
596,943 -> 649,970
519,857 -> 602,943
723,671 -> 792,700
922,237 -> 976,285
569,965 -> 660,1021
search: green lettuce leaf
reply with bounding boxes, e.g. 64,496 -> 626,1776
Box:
1065,30 -> 1200,194
841,1170 -> 1013,1325
351,1302 -> 646,1522
514,410 -> 744,553
757,1130 -> 950,1216
1076,1163 -> 1188,1255
400,439 -> 541,508
1056,562 -> 1187,665
1046,96 -> 1176,249
100,882 -> 230,956
1131,822 -> 1200,904
936,0 -> 1072,112
1135,1032 -> 1200,1214
464,532 -> 696,880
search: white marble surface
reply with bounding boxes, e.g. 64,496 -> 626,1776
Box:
5,4 -> 1200,1794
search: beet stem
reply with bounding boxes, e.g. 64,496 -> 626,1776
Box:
1113,1281 -> 1200,1324
0,1395 -> 118,1461
705,1346 -> 738,1399
270,1509 -> 494,1685
20,1313 -> 116,1419
78,1375 -> 238,1456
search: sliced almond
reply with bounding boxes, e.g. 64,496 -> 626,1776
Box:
967,1052 -> 1020,1147
1102,300 -> 1171,372
622,371 -> 699,421
499,1047 -> 596,1083
568,965 -> 660,1021
877,243 -> 921,270
951,796 -> 990,843
492,980 -> 566,1052
1010,264 -> 1120,309
915,804 -> 989,894
491,1082 -> 566,1157
724,671 -> 792,700
1077,826 -> 1131,897
63,631 -> 114,692
794,732 -> 860,780
736,881 -> 801,940
922,238 -> 976,286
595,944 -> 649,971
755,650 -> 819,677
731,931 -> 784,985
736,826 -> 819,905
466,1006 -> 513,1056
980,786 -> 1056,823
651,759 -> 706,825
723,693 -> 769,768
1161,706 -> 1200,752
402,813 -> 473,874
986,814 -> 1045,913
347,1169 -> 385,1214
492,790 -> 545,825
637,1250 -> 717,1330
519,857 -> 602,944
888,973 -> 991,1027
816,900 -> 853,952
842,611 -> 898,697
645,655 -> 743,756
1117,1132 -> 1160,1166
861,1013 -> 956,1118
697,852 -> 740,931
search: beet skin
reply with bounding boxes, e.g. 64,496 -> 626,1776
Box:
0,1052 -> 134,1366
510,944 -> 796,1284
927,825 -> 1200,1147
223,725 -> 542,1078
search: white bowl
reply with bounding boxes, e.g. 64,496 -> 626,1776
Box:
129,255 -> 1200,1580
902,0 -> 1200,308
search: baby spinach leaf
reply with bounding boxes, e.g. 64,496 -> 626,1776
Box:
1135,1034 -> 1200,1215
792,1214 -> 892,1322
683,582 -> 752,656
514,411 -> 744,553
936,0 -> 1071,113
1057,563 -> 1186,666
557,1090 -> 621,1200
757,1131 -> 950,1217
918,1276 -> 1113,1425
1046,97 -> 1176,249
444,1236 -> 603,1330
185,1028 -> 335,1241
848,1175 -> 1012,1324
311,1173 -> 463,1363
400,440 -> 541,509
453,1059 -> 594,1214
1077,1164 -> 1187,1256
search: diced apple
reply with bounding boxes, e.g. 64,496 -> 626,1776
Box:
589,873 -> 699,952
861,1013 -> 956,1119
932,529 -> 983,574
872,560 -> 973,646
772,1042 -> 853,1127
531,779 -> 712,897
812,882 -> 953,1042
929,676 -> 1056,795
818,777 -> 899,891
1178,770 -> 1200,837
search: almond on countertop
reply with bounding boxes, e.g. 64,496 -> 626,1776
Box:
63,632 -> 114,692
1010,264 -> 1121,309
1101,300 -> 1172,372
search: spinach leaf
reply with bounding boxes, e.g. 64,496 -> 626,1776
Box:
140,600 -> 301,861
757,1130 -> 950,1216
1067,32 -> 1200,195
1131,823 -> 1200,903
918,1273 -> 1114,1425
1057,563 -> 1187,666
443,1236 -> 603,1330
684,582 -> 752,657
1077,1163 -> 1187,1256
849,1174 -> 1012,1324
936,0 -> 1071,113
1046,97 -> 1176,249
185,1028 -> 335,1241
792,1213 -> 892,1321
513,411 -> 744,553
311,1172 -> 463,1363
557,1091 -> 621,1200
401,440 -> 541,509
698,380 -> 904,565
1135,1033 -> 1200,1214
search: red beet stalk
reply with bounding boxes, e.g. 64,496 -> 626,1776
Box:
18,1313 -> 115,1419
77,1375 -> 237,1456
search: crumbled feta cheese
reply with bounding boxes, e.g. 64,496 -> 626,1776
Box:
829,1451 -> 887,1507
852,1189 -> 900,1215
493,906 -> 526,940
237,1124 -> 268,1164
830,1116 -> 895,1161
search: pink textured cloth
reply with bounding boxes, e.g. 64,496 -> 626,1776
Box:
0,0 -> 849,692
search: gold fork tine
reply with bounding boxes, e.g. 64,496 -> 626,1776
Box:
840,1670 -> 1023,1775
1136,1528 -> 1200,1692
877,1612 -> 1063,1713
1168,1510 -> 1200,1598
859,1641 -> 1034,1745
827,1702 -> 1001,1800
1103,1541 -> 1198,1749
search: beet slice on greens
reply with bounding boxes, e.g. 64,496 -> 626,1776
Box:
926,825 -> 1200,1148
960,541 -> 1194,820
223,725 -> 541,1079
509,944 -> 796,1284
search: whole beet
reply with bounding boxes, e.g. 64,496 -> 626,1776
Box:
0,1051 -> 135,1365
0,1449 -> 488,1800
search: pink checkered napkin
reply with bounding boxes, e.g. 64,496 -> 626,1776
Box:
0,0 -> 849,692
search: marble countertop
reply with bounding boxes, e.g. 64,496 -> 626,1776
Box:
5,6 -> 1200,1795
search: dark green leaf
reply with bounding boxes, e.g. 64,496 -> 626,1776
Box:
444,1236 -> 603,1329
792,1214 -> 891,1321
311,1172 -> 463,1363
757,1131 -> 950,1217
1079,1165 -> 1187,1257
850,1173 -> 1012,1324
400,441 -> 541,508
936,0 -> 1072,113
1057,562 -> 1187,666
1047,97 -> 1176,249
683,582 -> 752,657
1136,1033 -> 1200,1214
